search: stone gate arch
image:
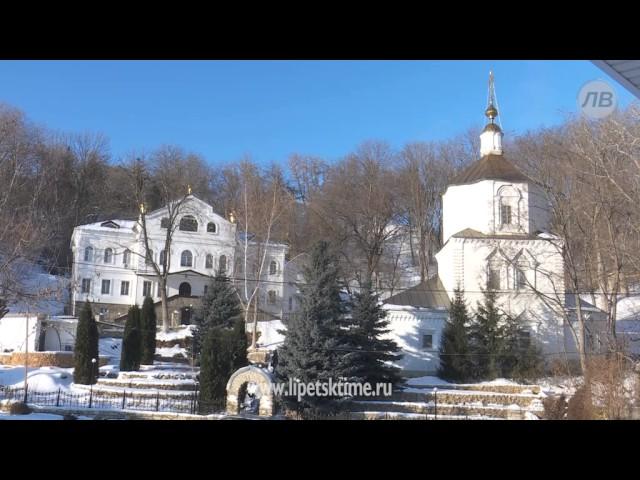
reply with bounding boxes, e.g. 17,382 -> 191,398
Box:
226,365 -> 275,416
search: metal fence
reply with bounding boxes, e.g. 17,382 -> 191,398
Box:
0,385 -> 201,415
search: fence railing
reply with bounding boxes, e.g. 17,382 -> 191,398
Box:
0,385 -> 201,415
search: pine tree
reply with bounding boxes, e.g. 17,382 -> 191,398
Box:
190,274 -> 242,362
120,304 -> 142,371
73,301 -> 99,385
470,289 -> 504,381
438,288 -> 473,382
343,283 -> 404,389
276,240 -> 350,417
140,296 -> 157,365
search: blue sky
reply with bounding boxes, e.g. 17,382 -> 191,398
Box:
0,60 -> 635,166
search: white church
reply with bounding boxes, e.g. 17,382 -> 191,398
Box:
383,77 -> 607,376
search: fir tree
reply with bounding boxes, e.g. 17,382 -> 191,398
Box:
438,287 -> 473,382
140,296 -> 157,365
500,314 -> 544,382
343,283 -> 404,390
470,289 -> 504,381
120,304 -> 142,371
198,321 -> 248,414
276,240 -> 349,417
73,301 -> 99,385
190,274 -> 242,362
198,327 -> 227,413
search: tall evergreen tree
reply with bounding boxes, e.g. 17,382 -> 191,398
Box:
74,301 -> 99,385
470,289 -> 504,381
438,287 -> 473,382
120,304 -> 142,371
190,274 -> 241,362
343,284 -> 404,389
198,326 -> 228,413
276,240 -> 349,417
140,296 -> 157,365
500,314 -> 544,382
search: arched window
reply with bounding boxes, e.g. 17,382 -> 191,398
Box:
218,255 -> 227,275
181,250 -> 193,267
123,249 -> 131,266
179,215 -> 198,232
84,246 -> 93,262
104,248 -> 113,264
497,185 -> 520,229
178,282 -> 192,297
269,260 -> 277,275
159,250 -> 167,267
206,254 -> 213,269
487,255 -> 502,291
207,222 -> 217,233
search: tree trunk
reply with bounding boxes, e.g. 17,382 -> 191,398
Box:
160,281 -> 169,333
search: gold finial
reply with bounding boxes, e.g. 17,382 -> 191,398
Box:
229,211 -> 236,224
187,184 -> 192,195
139,203 -> 146,214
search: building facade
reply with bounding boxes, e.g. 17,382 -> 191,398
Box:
70,195 -> 291,326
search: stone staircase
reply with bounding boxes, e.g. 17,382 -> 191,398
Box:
73,364 -> 200,411
350,381 -> 544,420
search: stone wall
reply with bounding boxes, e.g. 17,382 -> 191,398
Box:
0,352 -> 110,368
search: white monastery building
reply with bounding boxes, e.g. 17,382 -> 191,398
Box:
70,195 -> 291,327
384,75 -> 606,375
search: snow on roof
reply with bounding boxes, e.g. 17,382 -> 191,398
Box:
616,295 -> 640,322
76,219 -> 137,232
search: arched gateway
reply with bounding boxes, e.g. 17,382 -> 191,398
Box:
226,366 -> 275,416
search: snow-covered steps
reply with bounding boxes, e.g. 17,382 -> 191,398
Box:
118,370 -> 198,381
73,383 -> 196,399
139,363 -> 194,372
97,378 -> 198,391
350,400 -> 542,420
390,389 -> 541,408
407,383 -> 541,395
348,411 -> 502,420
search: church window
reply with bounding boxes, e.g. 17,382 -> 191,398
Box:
500,204 -> 512,225
84,246 -> 93,262
179,215 -> 198,232
488,265 -> 501,290
181,250 -> 193,268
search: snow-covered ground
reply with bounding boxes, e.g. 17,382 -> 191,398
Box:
0,412 -> 66,420
246,319 -> 285,350
156,345 -> 188,359
156,325 -> 195,342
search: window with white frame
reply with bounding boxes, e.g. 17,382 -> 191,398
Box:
159,250 -> 166,268
84,246 -> 93,262
104,248 -> 113,264
143,281 -> 152,297
181,250 -> 193,268
269,260 -> 277,275
219,255 -> 227,275
179,215 -> 198,232
81,278 -> 91,294
123,249 -> 131,266
120,281 -> 130,296
101,279 -> 111,295
206,254 -> 213,269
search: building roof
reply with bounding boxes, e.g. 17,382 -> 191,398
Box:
449,154 -> 529,186
593,61 -> 640,99
451,228 -> 547,241
384,276 -> 450,310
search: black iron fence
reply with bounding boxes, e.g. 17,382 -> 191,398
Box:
0,385 -> 201,415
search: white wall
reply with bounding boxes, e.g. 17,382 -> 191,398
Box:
382,306 -> 447,376
0,314 -> 40,353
